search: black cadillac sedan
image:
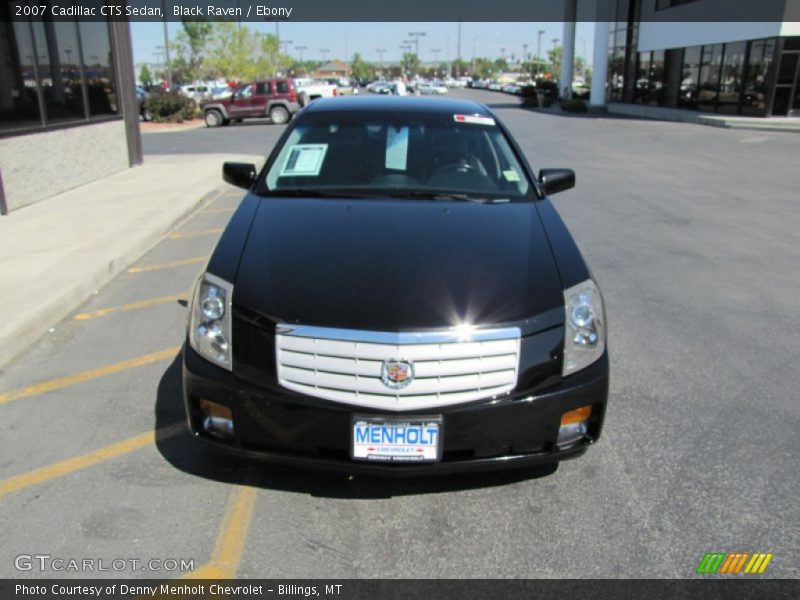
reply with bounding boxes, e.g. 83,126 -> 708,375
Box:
183,96 -> 608,476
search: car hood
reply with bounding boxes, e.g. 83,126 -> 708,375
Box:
232,198 -> 564,331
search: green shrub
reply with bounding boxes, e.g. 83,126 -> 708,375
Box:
560,98 -> 588,113
143,90 -> 195,123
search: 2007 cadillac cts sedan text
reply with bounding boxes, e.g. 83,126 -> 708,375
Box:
182,96 -> 608,476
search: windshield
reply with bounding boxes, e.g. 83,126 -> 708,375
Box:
263,111 -> 532,200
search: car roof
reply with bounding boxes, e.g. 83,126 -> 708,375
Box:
302,96 -> 492,116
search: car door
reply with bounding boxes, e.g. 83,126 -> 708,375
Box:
253,82 -> 272,116
228,85 -> 254,117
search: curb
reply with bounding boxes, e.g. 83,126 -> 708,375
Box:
140,121 -> 206,134
0,185 -> 226,371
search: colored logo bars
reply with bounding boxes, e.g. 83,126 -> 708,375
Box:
696,552 -> 773,574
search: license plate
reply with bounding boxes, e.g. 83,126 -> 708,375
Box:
351,416 -> 443,463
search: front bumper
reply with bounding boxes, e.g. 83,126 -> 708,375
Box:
182,345 -> 608,477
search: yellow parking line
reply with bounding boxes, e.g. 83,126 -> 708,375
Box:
182,486 -> 258,579
0,423 -> 184,501
168,228 -> 224,240
200,207 -> 236,214
128,256 -> 207,273
73,293 -> 187,321
0,346 -> 180,405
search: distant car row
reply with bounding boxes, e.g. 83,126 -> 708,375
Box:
470,78 -> 591,100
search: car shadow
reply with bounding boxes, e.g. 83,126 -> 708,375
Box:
154,353 -> 558,499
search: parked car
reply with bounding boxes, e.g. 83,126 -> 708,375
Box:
293,78 -> 339,106
183,96 -> 609,476
201,79 -> 300,127
180,84 -> 213,104
367,80 -> 395,94
417,81 -> 448,95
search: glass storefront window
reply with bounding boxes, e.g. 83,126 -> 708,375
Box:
0,2 -> 119,135
680,45 -> 701,108
661,48 -> 684,108
78,21 -> 118,116
38,21 -> 87,124
0,19 -> 43,131
717,41 -> 745,115
776,51 -> 797,85
742,39 -> 775,116
697,43 -> 722,112
635,51 -> 650,103
648,50 -> 665,106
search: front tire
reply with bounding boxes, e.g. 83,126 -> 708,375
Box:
269,105 -> 290,125
204,109 -> 225,128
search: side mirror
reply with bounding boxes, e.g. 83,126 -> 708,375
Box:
538,168 -> 575,196
223,162 -> 256,190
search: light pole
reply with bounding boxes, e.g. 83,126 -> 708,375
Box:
400,43 -> 412,76
320,48 -> 330,62
537,29 -> 545,78
161,0 -> 171,90
376,48 -> 386,71
522,43 -> 528,66
431,48 -> 441,64
280,40 -> 293,55
407,31 -> 426,57
472,36 -> 478,76
295,46 -> 308,63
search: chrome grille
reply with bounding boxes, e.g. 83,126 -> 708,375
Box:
275,325 -> 521,411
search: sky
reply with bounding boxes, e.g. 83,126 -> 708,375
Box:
130,21 -> 597,68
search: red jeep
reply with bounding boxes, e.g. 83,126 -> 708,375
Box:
202,79 -> 301,127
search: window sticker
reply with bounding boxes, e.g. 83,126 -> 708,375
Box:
454,114 -> 496,126
503,168 -> 521,182
385,126 -> 409,171
279,144 -> 328,177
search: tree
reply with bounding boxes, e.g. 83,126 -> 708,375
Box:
548,45 -> 562,77
400,52 -> 420,77
205,23 -> 263,81
575,55 -> 586,78
493,58 -> 509,73
471,57 -> 495,79
350,52 -> 372,81
257,34 -> 284,78
175,19 -> 213,82
139,64 -> 153,87
451,58 -> 469,77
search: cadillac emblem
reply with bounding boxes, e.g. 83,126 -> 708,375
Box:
381,359 -> 415,390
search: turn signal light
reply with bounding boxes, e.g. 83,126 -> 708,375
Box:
557,405 -> 592,449
560,405 -> 592,426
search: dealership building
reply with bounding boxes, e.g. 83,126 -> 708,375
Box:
589,0 -> 800,118
0,4 -> 141,214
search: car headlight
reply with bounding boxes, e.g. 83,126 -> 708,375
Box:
563,279 -> 606,377
189,272 -> 233,370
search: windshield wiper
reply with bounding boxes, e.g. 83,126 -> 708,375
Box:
264,189 -> 373,199
388,191 -> 497,203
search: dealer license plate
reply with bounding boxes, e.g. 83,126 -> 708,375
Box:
352,416 -> 442,463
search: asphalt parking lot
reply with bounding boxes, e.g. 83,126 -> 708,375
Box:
1,89 -> 799,579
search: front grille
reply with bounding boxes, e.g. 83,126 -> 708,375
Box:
276,325 -> 521,411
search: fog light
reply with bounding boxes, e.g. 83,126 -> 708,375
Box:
199,399 -> 234,439
557,405 -> 592,449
